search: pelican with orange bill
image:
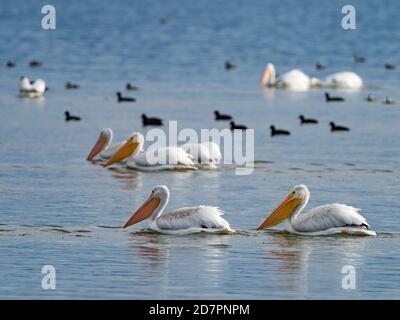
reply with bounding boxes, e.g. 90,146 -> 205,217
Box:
122,185 -> 234,234
257,184 -> 376,236
103,132 -> 197,171
86,128 -> 125,162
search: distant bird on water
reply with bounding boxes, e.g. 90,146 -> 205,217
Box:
126,83 -> 139,91
214,110 -> 232,121
142,114 -> 163,126
382,96 -> 395,105
29,60 -> 42,68
299,115 -> 318,124
225,61 -> 236,70
353,54 -> 366,63
65,82 -> 80,89
260,63 -> 362,90
366,94 -> 375,102
270,125 -> 290,136
325,92 -> 345,102
315,62 -> 325,70
65,111 -> 81,122
230,121 -> 247,130
6,61 -> 15,68
116,92 -> 136,102
384,63 -> 396,71
330,122 -> 349,132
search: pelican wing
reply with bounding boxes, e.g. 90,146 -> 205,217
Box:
155,206 -> 233,231
279,69 -> 311,91
181,143 -> 208,163
32,79 -> 46,94
292,204 -> 370,233
181,142 -> 221,165
201,142 -> 222,163
132,147 -> 194,167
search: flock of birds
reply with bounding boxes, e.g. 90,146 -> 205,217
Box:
120,184 -> 375,236
8,54 -> 390,237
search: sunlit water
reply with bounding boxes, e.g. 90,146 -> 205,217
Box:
0,0 -> 399,299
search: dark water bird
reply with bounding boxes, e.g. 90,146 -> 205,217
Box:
230,121 -> 247,130
116,92 -> 136,102
315,62 -> 325,70
330,122 -> 349,132
6,61 -> 15,68
126,83 -> 139,91
384,63 -> 396,71
270,125 -> 290,136
142,114 -> 163,126
366,94 -> 375,102
325,92 -> 345,102
299,115 -> 318,124
382,96 -> 395,105
29,60 -> 42,68
160,18 -> 167,25
65,82 -> 80,89
225,61 -> 236,70
214,110 -> 232,121
65,111 -> 81,122
353,54 -> 366,63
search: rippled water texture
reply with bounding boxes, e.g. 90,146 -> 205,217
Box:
0,0 -> 399,299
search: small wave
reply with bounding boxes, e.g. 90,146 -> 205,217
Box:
371,169 -> 393,173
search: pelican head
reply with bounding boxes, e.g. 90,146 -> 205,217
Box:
86,128 -> 113,161
260,63 -> 276,87
123,185 -> 169,229
257,184 -> 309,230
103,132 -> 144,167
20,76 -> 32,91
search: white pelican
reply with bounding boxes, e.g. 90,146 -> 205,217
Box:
19,76 -> 46,98
123,185 -> 234,234
86,128 -> 124,161
260,63 -> 363,91
181,141 -> 222,169
322,71 -> 363,90
103,132 -> 197,171
259,63 -> 320,91
257,185 -> 376,236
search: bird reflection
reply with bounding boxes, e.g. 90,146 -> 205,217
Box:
267,231 -> 311,271
261,86 -> 276,98
109,169 -> 142,191
261,231 -> 370,297
127,231 -> 165,265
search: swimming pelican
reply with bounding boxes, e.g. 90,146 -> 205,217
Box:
260,63 -> 363,91
19,76 -> 46,98
256,185 -> 376,236
181,141 -> 222,169
322,71 -> 363,90
259,63 -> 320,91
103,132 -> 197,171
122,185 -> 234,234
86,128 -> 124,161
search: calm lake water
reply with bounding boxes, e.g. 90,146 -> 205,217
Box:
0,0 -> 399,299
